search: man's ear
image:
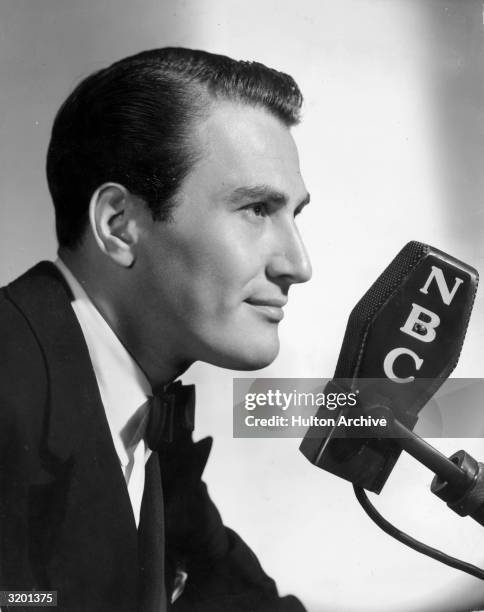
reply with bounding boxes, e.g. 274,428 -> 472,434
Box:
88,183 -> 141,267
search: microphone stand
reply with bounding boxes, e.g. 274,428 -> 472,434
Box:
375,406 -> 484,527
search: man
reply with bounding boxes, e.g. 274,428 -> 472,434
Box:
0,48 -> 311,611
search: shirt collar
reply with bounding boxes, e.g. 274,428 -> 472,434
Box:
54,257 -> 152,467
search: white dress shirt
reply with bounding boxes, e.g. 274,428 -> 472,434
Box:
55,258 -> 152,528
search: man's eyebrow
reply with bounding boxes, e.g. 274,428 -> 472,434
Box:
228,185 -> 311,208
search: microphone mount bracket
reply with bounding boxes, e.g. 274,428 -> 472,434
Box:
431,450 -> 484,526
376,405 -> 484,527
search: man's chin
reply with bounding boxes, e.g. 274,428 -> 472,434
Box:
218,339 -> 280,371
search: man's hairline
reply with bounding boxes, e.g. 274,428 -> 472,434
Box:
61,94 -> 301,251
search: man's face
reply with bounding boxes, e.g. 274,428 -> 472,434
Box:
136,101 -> 311,370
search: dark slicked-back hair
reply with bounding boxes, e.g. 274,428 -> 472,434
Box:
46,47 -> 303,249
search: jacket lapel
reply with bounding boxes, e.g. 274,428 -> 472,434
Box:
7,262 -> 140,610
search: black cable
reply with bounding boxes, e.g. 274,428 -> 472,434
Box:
353,484 -> 484,581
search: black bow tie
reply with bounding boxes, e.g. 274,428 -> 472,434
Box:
145,381 -> 195,451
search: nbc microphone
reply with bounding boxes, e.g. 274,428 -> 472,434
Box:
299,241 -> 479,494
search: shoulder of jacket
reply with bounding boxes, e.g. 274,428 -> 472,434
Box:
0,283 -> 49,449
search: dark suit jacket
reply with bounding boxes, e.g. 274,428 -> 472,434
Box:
0,262 -> 306,612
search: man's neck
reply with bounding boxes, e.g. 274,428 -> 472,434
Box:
58,249 -> 191,388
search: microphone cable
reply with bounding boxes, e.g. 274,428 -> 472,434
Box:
353,484 -> 484,580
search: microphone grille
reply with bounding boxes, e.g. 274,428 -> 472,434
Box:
334,241 -> 429,378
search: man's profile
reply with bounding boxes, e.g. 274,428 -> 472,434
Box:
0,47 -> 311,611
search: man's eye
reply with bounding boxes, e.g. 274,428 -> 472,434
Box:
245,203 -> 268,217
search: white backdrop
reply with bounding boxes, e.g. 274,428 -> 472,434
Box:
1,1 -> 483,610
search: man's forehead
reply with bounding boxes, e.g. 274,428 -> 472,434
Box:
185,101 -> 308,204
196,100 -> 298,159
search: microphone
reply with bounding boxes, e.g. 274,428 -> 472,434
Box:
299,241 -> 479,493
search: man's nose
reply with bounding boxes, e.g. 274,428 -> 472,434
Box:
266,222 -> 312,285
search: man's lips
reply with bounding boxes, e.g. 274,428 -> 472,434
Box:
245,298 -> 287,321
